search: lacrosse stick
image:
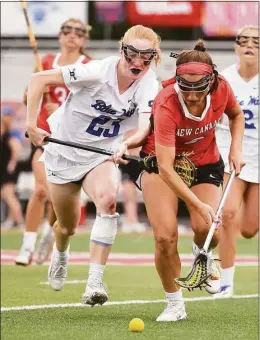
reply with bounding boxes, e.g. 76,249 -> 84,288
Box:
174,170 -> 236,290
25,134 -> 197,187
25,133 -> 142,163
20,0 -> 50,101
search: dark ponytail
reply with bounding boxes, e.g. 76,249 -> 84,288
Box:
193,39 -> 207,52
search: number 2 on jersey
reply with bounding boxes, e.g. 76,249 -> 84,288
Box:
244,109 -> 256,129
86,115 -> 121,137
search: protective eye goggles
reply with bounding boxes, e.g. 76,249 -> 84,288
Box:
176,75 -> 213,93
122,43 -> 157,66
236,35 -> 259,48
61,25 -> 87,38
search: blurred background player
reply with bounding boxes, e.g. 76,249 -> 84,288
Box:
1,110 -> 24,229
214,25 -> 259,298
15,18 -> 91,266
119,130 -> 147,233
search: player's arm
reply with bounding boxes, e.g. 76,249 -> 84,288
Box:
26,69 -> 64,145
23,56 -> 51,106
124,113 -> 151,149
225,102 -> 244,151
113,113 -> 151,164
156,143 -> 198,205
224,81 -> 245,174
124,76 -> 159,149
154,104 -> 216,225
155,143 -> 216,225
27,68 -> 64,124
154,103 -> 199,206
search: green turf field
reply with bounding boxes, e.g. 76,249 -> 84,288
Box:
1,229 -> 258,255
1,231 -> 258,340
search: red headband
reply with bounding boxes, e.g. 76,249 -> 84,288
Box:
177,62 -> 213,75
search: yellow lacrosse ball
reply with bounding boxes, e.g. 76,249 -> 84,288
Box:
129,318 -> 145,332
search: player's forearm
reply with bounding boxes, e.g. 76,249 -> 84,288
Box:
124,127 -> 150,149
26,69 -> 64,129
158,165 -> 201,209
229,113 -> 244,151
26,74 -> 46,129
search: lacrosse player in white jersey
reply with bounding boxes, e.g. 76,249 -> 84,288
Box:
26,25 -> 161,305
215,25 -> 259,298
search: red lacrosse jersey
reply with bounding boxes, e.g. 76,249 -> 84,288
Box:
35,53 -> 91,133
142,76 -> 237,167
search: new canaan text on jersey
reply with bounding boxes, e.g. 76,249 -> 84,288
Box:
176,117 -> 222,139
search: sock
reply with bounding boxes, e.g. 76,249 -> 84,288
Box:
22,232 -> 37,252
88,263 -> 105,284
192,241 -> 212,257
165,289 -> 183,303
53,242 -> 70,257
220,266 -> 235,287
41,221 -> 53,236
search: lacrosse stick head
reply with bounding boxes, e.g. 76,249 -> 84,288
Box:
174,153 -> 197,187
142,153 -> 196,187
174,250 -> 211,290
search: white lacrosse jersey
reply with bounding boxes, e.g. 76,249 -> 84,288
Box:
46,56 -> 158,164
216,64 -> 259,183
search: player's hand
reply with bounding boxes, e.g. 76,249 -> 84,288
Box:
44,102 -> 59,116
196,202 -> 218,226
111,142 -> 129,165
228,148 -> 245,175
26,126 -> 50,146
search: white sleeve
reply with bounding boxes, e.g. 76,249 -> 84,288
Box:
61,60 -> 101,94
135,73 -> 159,113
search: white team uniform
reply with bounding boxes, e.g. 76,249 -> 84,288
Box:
41,56 -> 159,184
216,64 -> 259,183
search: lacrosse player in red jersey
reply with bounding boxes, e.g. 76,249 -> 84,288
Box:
25,25 -> 161,306
117,39 -> 245,321
15,18 -> 91,267
214,25 -> 259,298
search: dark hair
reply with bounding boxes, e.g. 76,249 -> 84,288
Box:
176,39 -> 219,93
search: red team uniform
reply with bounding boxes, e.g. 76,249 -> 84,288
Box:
36,53 -> 91,133
142,76 -> 237,167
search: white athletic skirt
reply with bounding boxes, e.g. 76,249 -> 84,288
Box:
216,129 -> 259,184
39,150 -> 113,184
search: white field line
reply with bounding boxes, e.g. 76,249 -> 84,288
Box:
1,294 -> 258,312
40,280 -> 86,285
9,262 -> 258,267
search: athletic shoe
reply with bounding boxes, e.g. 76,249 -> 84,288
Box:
204,259 -> 221,294
134,223 -> 148,233
35,225 -> 54,264
156,300 -> 187,322
121,223 -> 148,233
1,219 -> 15,229
48,245 -> 69,291
213,285 -> 234,299
82,280 -> 108,306
15,248 -> 33,266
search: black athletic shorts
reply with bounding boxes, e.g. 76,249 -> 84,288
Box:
119,152 -> 224,190
119,159 -> 140,182
0,169 -> 19,188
